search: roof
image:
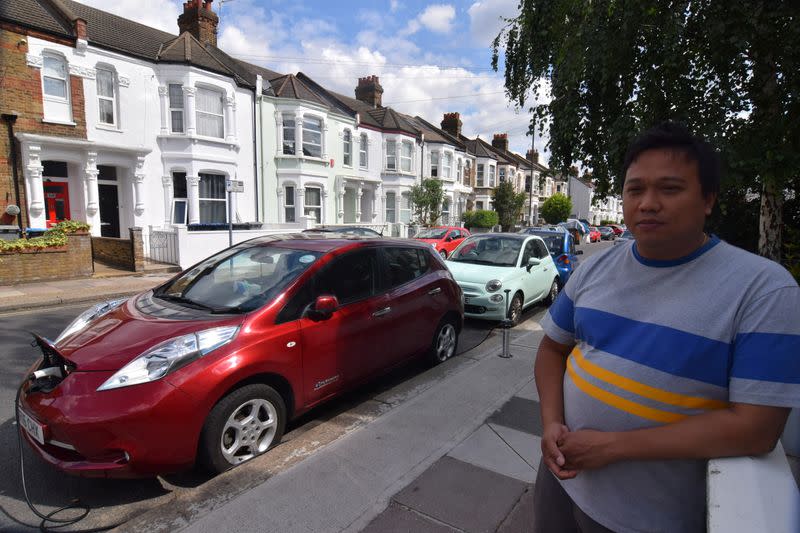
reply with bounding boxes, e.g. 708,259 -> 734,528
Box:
409,116 -> 467,149
0,0 -> 74,37
311,83 -> 420,136
463,137 -> 498,160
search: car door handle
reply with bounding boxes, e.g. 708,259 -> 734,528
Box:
372,307 -> 391,317
427,287 -> 442,295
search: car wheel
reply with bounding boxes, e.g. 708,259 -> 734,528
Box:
198,384 -> 286,474
439,249 -> 447,259
508,293 -> 523,327
428,318 -> 458,365
545,278 -> 560,306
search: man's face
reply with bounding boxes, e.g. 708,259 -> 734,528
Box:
622,149 -> 715,260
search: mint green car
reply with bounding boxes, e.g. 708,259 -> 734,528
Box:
445,233 -> 560,326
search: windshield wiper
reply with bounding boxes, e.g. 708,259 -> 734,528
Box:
155,294 -> 218,312
210,304 -> 249,314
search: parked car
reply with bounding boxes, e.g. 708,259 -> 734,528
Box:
598,226 -> 616,240
17,234 -> 463,478
588,226 -> 601,243
413,226 -> 471,259
304,225 -> 383,237
614,230 -> 635,245
445,233 -> 560,326
518,227 -> 582,285
608,224 -> 624,236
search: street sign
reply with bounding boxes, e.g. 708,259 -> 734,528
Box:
226,179 -> 244,193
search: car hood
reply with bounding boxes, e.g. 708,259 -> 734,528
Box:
54,295 -> 244,371
445,260 -> 517,284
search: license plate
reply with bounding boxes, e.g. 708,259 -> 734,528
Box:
18,408 -> 45,445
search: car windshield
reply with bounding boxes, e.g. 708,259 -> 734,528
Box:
415,228 -> 448,239
525,232 -> 564,255
449,236 -> 522,267
621,230 -> 633,238
155,245 -> 322,313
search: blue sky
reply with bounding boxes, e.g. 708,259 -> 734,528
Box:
78,0 -> 548,161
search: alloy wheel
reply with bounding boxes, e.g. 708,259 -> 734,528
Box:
435,323 -> 457,361
220,398 -> 278,465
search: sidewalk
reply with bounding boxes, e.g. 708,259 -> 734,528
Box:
176,320 -> 545,533
0,265 -> 175,314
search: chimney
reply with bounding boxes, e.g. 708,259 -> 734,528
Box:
441,112 -> 462,138
355,75 -> 383,108
178,0 -> 219,47
492,133 -> 509,152
526,149 -> 539,164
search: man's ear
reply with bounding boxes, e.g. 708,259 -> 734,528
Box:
704,192 -> 717,216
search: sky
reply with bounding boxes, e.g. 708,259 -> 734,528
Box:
76,0 -> 549,163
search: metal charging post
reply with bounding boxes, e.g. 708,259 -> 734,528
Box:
499,288 -> 513,358
225,178 -> 244,247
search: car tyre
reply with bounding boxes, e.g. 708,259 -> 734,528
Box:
439,249 -> 448,259
544,278 -> 560,306
508,293 -> 523,327
428,317 -> 458,365
198,384 -> 286,474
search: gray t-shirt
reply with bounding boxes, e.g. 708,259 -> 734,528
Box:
541,236 -> 800,533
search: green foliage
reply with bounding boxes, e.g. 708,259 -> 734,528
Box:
0,220 -> 90,253
492,0 -> 800,259
409,179 -> 445,226
492,182 -> 528,231
463,210 -> 499,229
541,193 -> 572,224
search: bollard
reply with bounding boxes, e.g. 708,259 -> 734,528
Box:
499,289 -> 513,358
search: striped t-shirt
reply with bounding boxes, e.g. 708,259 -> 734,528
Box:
541,235 -> 800,533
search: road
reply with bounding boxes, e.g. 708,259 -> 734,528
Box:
0,240 -> 612,532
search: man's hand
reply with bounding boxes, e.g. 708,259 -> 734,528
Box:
559,429 -> 618,471
542,422 -> 579,479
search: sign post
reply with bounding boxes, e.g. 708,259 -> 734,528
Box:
225,178 -> 244,247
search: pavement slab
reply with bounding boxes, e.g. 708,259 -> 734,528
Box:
488,423 -> 542,473
496,485 -> 535,533
447,424 -> 537,483
361,502 -> 459,533
487,396 -> 543,436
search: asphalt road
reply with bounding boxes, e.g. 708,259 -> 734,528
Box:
0,240 -> 612,532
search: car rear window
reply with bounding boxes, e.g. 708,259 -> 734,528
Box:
526,232 -> 563,254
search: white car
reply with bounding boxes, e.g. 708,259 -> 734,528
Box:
446,233 -> 560,326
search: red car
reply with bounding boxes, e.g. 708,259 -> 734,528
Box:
588,226 -> 601,243
608,224 -> 624,236
414,226 -> 471,259
17,235 -> 463,478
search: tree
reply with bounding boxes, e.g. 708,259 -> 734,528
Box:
541,193 -> 572,224
409,178 -> 445,226
492,182 -> 528,231
492,0 -> 800,262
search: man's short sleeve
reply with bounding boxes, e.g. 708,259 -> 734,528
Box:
729,285 -> 800,408
540,283 -> 576,345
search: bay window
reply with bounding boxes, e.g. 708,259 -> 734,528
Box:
198,173 -> 226,222
169,84 -> 184,133
385,192 -> 396,223
431,151 -> 439,177
477,164 -> 485,187
400,141 -> 413,172
285,185 -> 295,222
302,116 -> 322,158
443,152 -> 452,179
304,187 -> 322,222
172,171 -> 187,224
386,140 -> 397,170
489,165 -> 496,187
282,113 -> 295,154
399,192 -> 411,223
196,87 -> 224,138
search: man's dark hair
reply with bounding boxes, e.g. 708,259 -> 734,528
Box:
622,121 -> 721,197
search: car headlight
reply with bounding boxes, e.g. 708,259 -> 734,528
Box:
97,326 -> 239,391
431,242 -> 437,248
486,279 -> 502,292
54,298 -> 127,346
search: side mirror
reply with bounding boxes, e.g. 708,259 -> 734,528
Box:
526,257 -> 540,272
310,294 -> 338,320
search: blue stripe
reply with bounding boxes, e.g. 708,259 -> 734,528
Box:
548,291 -> 575,333
732,332 -> 800,384
574,308 -> 731,387
633,234 -> 721,267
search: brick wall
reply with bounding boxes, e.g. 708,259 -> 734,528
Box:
0,233 -> 93,283
0,26 -> 87,230
91,228 -> 145,271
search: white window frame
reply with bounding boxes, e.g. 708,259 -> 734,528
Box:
457,159 -> 462,182
343,129 -> 352,167
359,133 -> 368,169
441,198 -> 450,224
477,164 -> 485,187
195,86 -> 225,139
465,160 -> 472,185
489,165 -> 496,187
302,115 -> 323,158
400,140 -> 413,173
499,167 -> 506,183
169,83 -> 184,133
386,140 -> 397,171
442,152 -> 452,179
430,150 -> 439,177
96,66 -> 117,126
399,192 -> 411,223
285,185 -> 295,222
42,53 -> 68,101
171,171 -> 188,224
282,113 -> 295,155
385,191 -> 396,223
198,173 -> 227,223
304,186 -> 322,222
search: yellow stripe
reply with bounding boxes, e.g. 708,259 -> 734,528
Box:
567,358 -> 687,423
571,347 -> 729,411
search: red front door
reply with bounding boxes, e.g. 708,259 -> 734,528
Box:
44,182 -> 70,228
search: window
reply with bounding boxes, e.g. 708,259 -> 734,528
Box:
42,54 -> 68,99
441,198 -> 450,225
169,84 -> 184,133
172,171 -> 188,224
282,113 -> 295,155
489,165 -> 496,187
285,185 -> 295,222
305,186 -> 321,222
476,201 -> 484,210
400,141 -> 413,172
359,133 -> 368,168
384,247 -> 425,287
465,160 -> 471,185
315,249 -> 378,305
457,159 -> 462,182
386,140 -> 397,170
430,151 -> 439,177
302,116 -> 322,157
477,164 -> 485,187
399,192 -> 411,223
443,152 -> 452,179
385,192 -> 396,223
499,167 -> 506,183
343,130 -> 352,166
96,67 -> 116,125
198,173 -> 226,222
196,87 -> 224,138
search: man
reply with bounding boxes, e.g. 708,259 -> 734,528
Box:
534,122 -> 800,532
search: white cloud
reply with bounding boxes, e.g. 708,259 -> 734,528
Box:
76,0 -> 181,34
400,4 -> 456,36
468,0 -> 518,47
390,0 -> 401,13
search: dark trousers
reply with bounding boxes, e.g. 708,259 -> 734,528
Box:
533,459 -> 617,533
